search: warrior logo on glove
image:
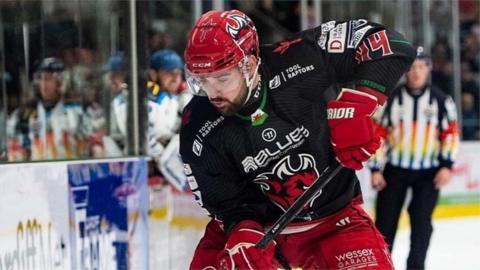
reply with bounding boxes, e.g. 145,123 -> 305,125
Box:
254,154 -> 320,212
327,107 -> 355,119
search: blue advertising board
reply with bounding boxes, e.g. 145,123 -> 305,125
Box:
68,159 -> 148,270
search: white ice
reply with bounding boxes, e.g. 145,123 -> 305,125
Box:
391,217 -> 480,270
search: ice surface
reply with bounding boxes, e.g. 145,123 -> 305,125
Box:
392,217 -> 480,270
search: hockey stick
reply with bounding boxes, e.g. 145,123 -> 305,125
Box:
256,163 -> 344,249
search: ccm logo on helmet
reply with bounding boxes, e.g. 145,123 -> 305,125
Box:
327,107 -> 355,119
192,62 -> 212,68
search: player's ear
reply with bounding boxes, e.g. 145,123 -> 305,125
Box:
246,55 -> 258,76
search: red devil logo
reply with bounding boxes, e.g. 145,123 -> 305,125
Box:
225,13 -> 251,40
254,154 -> 320,212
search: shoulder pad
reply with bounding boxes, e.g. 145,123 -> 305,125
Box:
260,36 -> 319,91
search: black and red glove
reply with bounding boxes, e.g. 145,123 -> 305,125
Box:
327,88 -> 381,170
217,220 -> 276,270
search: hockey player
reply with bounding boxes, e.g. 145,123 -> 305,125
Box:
369,47 -> 459,269
103,52 -> 129,156
147,49 -> 192,189
147,49 -> 189,156
180,10 -> 416,270
7,57 -> 92,161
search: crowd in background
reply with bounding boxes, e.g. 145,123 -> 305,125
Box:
430,0 -> 480,140
0,0 -> 478,171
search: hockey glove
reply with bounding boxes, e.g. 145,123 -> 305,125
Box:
217,220 -> 276,270
327,88 -> 381,170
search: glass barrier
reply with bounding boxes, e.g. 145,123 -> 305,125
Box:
0,0 -> 136,162
0,0 -> 478,165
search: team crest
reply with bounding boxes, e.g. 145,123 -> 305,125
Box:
254,154 -> 320,212
225,13 -> 251,40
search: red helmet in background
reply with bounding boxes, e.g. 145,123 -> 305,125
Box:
184,10 -> 259,75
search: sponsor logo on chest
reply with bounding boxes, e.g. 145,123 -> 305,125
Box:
262,128 -> 277,142
242,126 -> 310,173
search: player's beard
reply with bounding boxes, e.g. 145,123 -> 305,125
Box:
210,86 -> 249,116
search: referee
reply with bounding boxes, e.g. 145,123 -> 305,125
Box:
369,47 -> 459,269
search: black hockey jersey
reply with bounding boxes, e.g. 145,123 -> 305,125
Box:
180,19 -> 415,231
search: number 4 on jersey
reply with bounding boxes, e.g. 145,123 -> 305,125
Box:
355,30 -> 393,63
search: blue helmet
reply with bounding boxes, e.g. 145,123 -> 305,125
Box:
150,49 -> 184,71
103,51 -> 126,73
33,57 -> 66,92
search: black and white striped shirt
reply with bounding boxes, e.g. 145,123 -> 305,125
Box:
370,84 -> 459,170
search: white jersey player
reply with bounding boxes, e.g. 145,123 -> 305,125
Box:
147,50 -> 191,190
7,57 -> 93,161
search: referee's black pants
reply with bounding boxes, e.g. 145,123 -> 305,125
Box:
375,164 -> 440,270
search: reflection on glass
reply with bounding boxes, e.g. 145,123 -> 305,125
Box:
0,0 -> 478,163
1,0 -> 132,161
6,57 -> 92,161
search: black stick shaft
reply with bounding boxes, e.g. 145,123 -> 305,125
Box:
256,164 -> 343,249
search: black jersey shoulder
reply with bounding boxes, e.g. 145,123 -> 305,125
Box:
259,29 -> 327,92
179,95 -> 227,162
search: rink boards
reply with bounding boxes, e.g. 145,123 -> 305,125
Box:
0,158 -> 149,270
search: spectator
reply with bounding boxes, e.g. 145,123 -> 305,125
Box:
462,30 -> 479,73
431,38 -> 453,95
6,57 -> 92,161
369,48 -> 459,269
148,28 -> 173,53
461,92 -> 479,140
461,62 -> 479,103
102,51 -> 129,156
82,84 -> 106,157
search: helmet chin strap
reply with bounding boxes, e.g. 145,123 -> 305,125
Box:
231,35 -> 261,105
241,56 -> 261,105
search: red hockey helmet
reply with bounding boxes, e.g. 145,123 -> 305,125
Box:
184,10 -> 260,95
185,10 -> 259,74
